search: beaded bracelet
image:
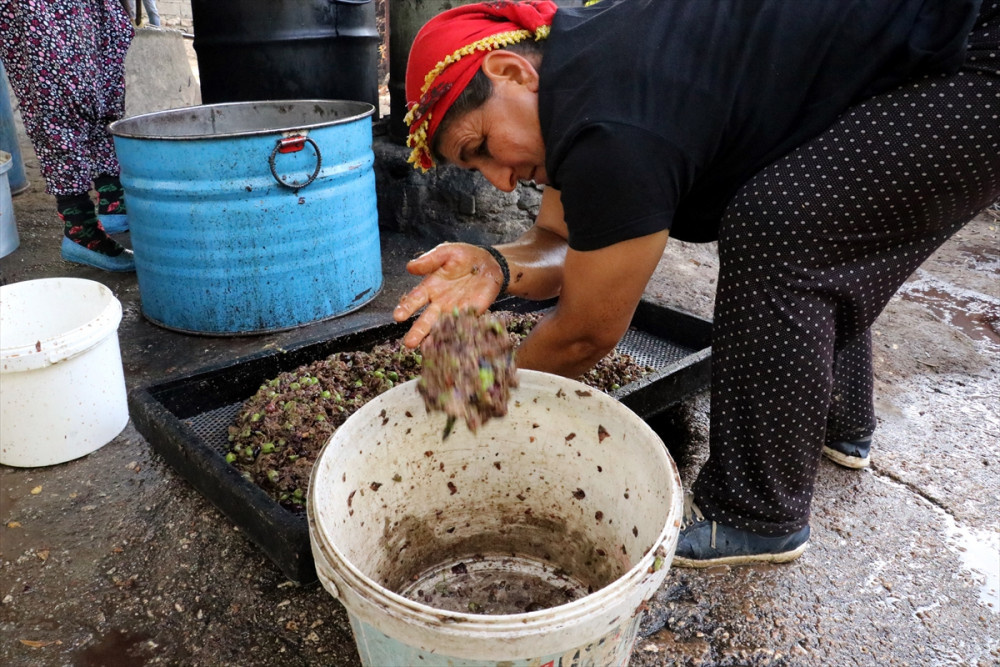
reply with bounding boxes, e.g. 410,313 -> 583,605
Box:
479,245 -> 510,296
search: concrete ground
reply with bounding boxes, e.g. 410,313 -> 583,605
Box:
2,29 -> 998,667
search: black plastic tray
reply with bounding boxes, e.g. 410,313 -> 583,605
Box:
128,298 -> 712,583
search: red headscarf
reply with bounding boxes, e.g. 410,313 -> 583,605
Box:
404,0 -> 559,171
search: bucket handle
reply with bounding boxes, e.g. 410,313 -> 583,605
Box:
269,136 -> 322,189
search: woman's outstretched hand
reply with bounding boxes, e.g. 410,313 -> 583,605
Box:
393,242 -> 506,348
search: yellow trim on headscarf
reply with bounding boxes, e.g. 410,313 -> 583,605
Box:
405,26 -> 551,171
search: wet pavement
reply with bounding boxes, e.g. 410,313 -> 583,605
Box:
2,91 -> 999,666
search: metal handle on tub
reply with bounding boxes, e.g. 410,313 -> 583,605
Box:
269,136 -> 323,189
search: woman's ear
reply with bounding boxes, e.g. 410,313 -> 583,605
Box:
481,50 -> 540,92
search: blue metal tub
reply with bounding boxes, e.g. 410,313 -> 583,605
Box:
109,100 -> 381,335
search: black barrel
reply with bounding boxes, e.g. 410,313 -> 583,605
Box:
192,0 -> 380,110
388,1 -> 478,143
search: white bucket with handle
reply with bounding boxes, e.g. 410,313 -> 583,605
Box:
0,278 -> 128,467
308,369 -> 683,666
0,150 -> 18,258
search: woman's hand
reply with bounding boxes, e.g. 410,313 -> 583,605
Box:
393,243 -> 506,348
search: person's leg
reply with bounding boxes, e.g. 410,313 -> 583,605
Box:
90,0 -> 134,232
0,1 -> 97,197
0,0 -> 134,269
142,0 -> 161,27
822,331 -> 876,468
678,61 -> 999,566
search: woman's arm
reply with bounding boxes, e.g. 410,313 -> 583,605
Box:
514,228 -> 670,378
394,185 -> 669,378
494,185 -> 569,299
394,187 -> 569,348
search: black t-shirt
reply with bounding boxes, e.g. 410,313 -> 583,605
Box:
538,0 -> 981,246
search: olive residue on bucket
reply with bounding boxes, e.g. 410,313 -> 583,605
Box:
376,497 -> 631,613
227,310 -> 654,512
397,553 -> 589,616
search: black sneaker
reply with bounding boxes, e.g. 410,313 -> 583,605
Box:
822,436 -> 872,469
672,497 -> 810,568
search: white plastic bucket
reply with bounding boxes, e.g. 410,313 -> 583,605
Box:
308,370 -> 683,666
0,278 -> 128,467
0,150 -> 18,259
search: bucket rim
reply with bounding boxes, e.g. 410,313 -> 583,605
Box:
0,277 -> 123,373
308,370 -> 684,634
107,99 -> 375,140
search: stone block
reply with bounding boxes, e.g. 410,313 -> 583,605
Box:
373,134 -> 541,246
124,28 -> 201,118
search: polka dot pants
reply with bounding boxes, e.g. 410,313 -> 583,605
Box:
693,4 -> 1000,536
0,0 -> 133,196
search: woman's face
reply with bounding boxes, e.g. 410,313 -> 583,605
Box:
434,52 -> 548,192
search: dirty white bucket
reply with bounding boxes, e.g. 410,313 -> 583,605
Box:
0,150 -> 18,258
308,370 -> 683,666
0,278 -> 128,467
